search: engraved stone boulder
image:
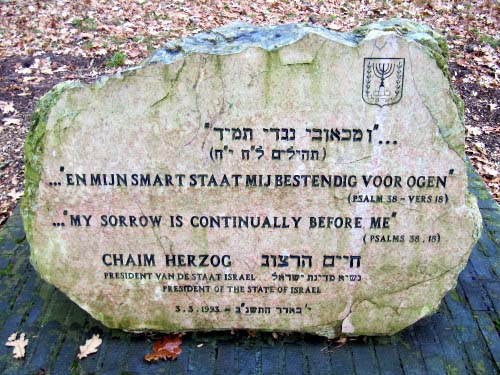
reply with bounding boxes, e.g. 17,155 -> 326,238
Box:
22,19 -> 481,338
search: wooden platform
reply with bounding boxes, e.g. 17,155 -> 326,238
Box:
0,164 -> 498,375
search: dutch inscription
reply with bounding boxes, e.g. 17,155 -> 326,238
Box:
22,20 -> 481,338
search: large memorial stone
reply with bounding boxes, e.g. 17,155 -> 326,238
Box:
22,19 -> 481,338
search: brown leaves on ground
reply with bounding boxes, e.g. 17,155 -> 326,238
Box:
247,330 -> 257,337
144,335 -> 183,362
5,332 -> 29,359
321,336 -> 367,352
467,132 -> 500,201
0,1 -> 498,88
77,334 -> 102,360
0,101 -> 16,115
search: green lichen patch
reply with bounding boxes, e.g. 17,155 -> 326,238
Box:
21,81 -> 84,244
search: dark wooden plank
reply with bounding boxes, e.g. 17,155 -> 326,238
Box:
329,344 -> 356,374
485,224 -> 500,244
20,288 -> 78,374
373,337 -> 403,375
129,336 -> 173,375
477,227 -> 499,259
2,366 -> 26,375
475,310 -> 500,369
0,251 -> 35,328
0,275 -> 37,339
481,208 -> 500,224
302,341 -> 332,374
460,263 -> 494,312
445,285 -> 498,375
477,197 -> 500,210
469,245 -> 497,283
21,320 -> 64,374
284,342 -> 305,375
236,343 -> 258,375
50,334 -> 83,375
351,339 -> 380,375
166,338 -> 192,375
98,335 -> 131,375
412,318 -> 447,375
213,341 -> 238,374
187,341 -> 216,375
483,281 -> 500,314
0,274 -> 54,374
429,310 -> 470,375
393,328 -> 427,375
0,256 -> 10,270
50,301 -> 96,375
260,345 -> 283,375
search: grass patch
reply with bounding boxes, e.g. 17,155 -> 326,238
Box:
445,364 -> 459,375
105,51 -> 127,67
479,34 -> 499,49
0,263 -> 13,276
449,289 -> 465,304
71,17 -> 97,32
70,18 -> 83,28
110,35 -> 126,46
132,35 -> 158,52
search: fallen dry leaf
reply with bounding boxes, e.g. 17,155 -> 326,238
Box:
336,337 -> 348,346
470,155 -> 491,164
2,117 -> 21,126
144,335 -> 182,362
247,330 -> 257,337
7,333 -> 16,341
321,336 -> 350,353
466,126 -> 482,136
7,189 -> 23,200
481,165 -> 499,178
482,126 -> 499,135
5,332 -> 29,359
15,67 -> 32,75
473,141 -> 487,155
0,101 -> 16,115
77,334 -> 102,360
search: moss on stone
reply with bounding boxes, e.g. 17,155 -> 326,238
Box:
21,82 -> 83,245
264,50 -> 280,107
22,88 -> 60,243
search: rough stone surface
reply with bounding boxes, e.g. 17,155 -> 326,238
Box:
22,19 -> 481,338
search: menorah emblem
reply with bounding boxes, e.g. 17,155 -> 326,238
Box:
362,58 -> 405,107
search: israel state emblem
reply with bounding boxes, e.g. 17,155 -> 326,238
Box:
362,58 -> 405,107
